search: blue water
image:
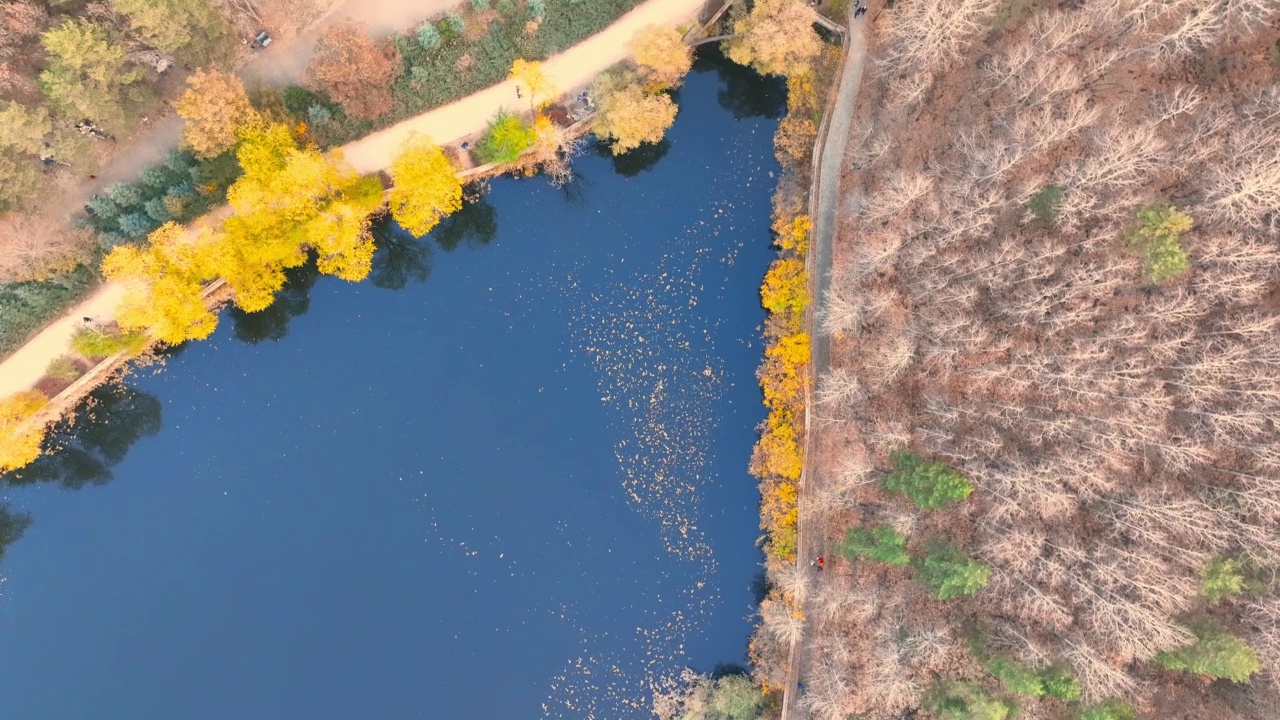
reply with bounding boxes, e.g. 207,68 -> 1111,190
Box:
0,56 -> 785,720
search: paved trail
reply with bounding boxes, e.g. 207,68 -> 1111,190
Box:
0,0 -> 705,398
779,8 -> 868,720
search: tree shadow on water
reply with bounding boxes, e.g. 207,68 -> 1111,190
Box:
370,218 -> 434,291
2,383 -> 163,491
693,45 -> 788,121
594,138 -> 672,178
432,194 -> 498,252
228,260 -> 321,344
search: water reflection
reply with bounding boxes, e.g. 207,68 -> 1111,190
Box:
694,46 -> 787,120
594,138 -> 671,177
3,384 -> 162,490
0,505 -> 31,563
229,260 -> 321,344
433,193 -> 498,252
369,220 -> 433,291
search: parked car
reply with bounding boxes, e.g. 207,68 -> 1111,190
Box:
254,31 -> 272,49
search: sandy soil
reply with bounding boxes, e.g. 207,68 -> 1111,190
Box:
0,0 -> 707,400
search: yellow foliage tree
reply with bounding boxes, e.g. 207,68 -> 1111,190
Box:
216,122 -> 384,307
308,200 -> 377,281
102,222 -> 219,344
726,0 -> 822,78
630,25 -> 693,88
591,71 -> 678,155
388,135 -> 463,237
767,331 -> 811,368
0,390 -> 48,472
772,214 -> 812,254
510,58 -> 557,107
761,258 -> 809,315
175,69 -> 258,158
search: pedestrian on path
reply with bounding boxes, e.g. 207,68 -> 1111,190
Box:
516,86 -> 523,99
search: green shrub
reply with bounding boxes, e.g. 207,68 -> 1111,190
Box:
45,355 -> 85,383
982,654 -> 1080,700
496,0 -> 517,14
0,266 -> 98,357
117,212 -> 157,239
140,165 -> 169,190
1039,666 -> 1081,701
417,23 -> 442,50
927,682 -> 1016,720
983,655 -> 1044,696
882,451 -> 974,510
529,0 -> 547,17
103,182 -> 144,208
1076,700 -> 1135,720
1154,619 -> 1261,682
1201,557 -> 1262,604
1126,205 -> 1192,282
1027,185 -> 1063,224
471,0 -> 490,9
70,328 -> 148,359
917,540 -> 989,599
444,12 -> 467,35
88,194 -> 120,219
838,524 -> 910,565
476,112 -> 536,164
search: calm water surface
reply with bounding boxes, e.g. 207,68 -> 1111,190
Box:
0,56 -> 786,720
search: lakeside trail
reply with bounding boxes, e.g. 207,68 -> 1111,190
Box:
780,7 -> 867,720
0,0 -> 707,400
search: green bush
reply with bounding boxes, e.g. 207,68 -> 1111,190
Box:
1126,205 -> 1192,282
837,524 -> 910,565
1027,185 -> 1063,225
927,682 -> 1016,720
882,451 -> 974,510
0,266 -> 98,357
45,355 -> 85,383
444,12 -> 467,35
1039,666 -> 1081,701
917,540 -> 989,599
1076,700 -> 1135,720
496,0 -> 517,14
70,328 -> 148,359
476,112 -> 536,164
417,23 -> 442,50
471,0 -> 490,9
529,0 -> 547,16
982,654 -> 1080,700
1201,557 -> 1262,604
1154,620 -> 1261,682
103,182 -> 144,208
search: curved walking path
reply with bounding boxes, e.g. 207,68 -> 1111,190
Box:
0,0 -> 706,400
779,8 -> 868,720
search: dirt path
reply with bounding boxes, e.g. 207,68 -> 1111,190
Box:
779,9 -> 868,720
0,0 -> 707,399
343,0 -> 706,173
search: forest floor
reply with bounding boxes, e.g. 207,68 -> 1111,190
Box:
779,7 -> 868,720
0,0 -> 707,399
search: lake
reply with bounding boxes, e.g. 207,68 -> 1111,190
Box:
0,53 -> 786,720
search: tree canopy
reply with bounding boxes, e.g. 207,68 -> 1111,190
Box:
175,70 -> 258,158
591,71 -> 678,155
725,0 -> 822,78
388,135 -> 463,237
631,25 -> 693,88
307,21 -> 402,121
39,19 -> 146,128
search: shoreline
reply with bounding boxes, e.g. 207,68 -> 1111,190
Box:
0,0 -> 712,406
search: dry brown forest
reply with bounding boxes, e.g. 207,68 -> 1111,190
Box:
758,0 -> 1280,718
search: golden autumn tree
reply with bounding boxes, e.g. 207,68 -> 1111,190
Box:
509,58 -> 556,107
213,121 -> 384,306
388,135 -> 462,237
726,0 -> 822,77
591,71 -> 678,155
0,390 -> 48,472
102,222 -> 219,344
761,258 -> 809,315
175,69 -> 258,158
630,25 -> 693,88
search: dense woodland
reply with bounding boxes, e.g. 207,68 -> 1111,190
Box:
773,0 -> 1280,718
